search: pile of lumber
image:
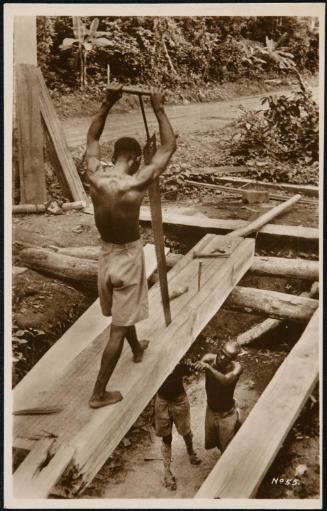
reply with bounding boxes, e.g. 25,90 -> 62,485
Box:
14,63 -> 88,207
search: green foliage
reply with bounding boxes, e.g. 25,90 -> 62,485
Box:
37,16 -> 319,91
228,80 -> 319,184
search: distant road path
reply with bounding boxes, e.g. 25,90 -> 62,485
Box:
63,86 -> 319,148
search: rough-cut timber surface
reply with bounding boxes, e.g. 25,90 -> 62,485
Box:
15,64 -> 46,204
13,244 -> 165,413
37,69 -> 88,203
195,309 -> 319,499
13,234 -> 254,498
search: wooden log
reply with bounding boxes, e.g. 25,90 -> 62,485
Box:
20,248 -> 319,322
237,280 -> 319,346
251,256 -> 319,280
15,64 -> 47,203
57,245 -> 100,260
37,69 -> 88,203
227,194 -> 301,238
13,201 -> 86,215
13,204 -> 46,214
196,309 -> 319,498
54,248 -> 319,281
13,235 -> 254,496
20,246 -> 320,289
20,248 -> 98,283
237,318 -> 281,346
227,286 -> 318,322
13,244 -> 167,412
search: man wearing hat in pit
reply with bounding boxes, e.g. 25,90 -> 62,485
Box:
195,339 -> 242,453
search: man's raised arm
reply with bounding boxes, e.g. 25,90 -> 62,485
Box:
86,86 -> 122,175
134,89 -> 176,189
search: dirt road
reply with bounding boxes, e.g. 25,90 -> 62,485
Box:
63,87 -> 319,148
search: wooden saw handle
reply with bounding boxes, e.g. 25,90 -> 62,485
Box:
106,85 -> 152,96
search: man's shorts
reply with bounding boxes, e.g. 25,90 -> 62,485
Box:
205,403 -> 241,452
98,239 -> 149,326
155,393 -> 191,438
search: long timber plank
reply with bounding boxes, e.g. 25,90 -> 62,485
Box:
83,205 -> 318,241
209,175 -> 319,198
138,207 -> 318,240
15,64 -> 47,203
13,244 -> 166,413
13,234 -> 254,497
196,308 -> 319,499
37,69 -> 88,203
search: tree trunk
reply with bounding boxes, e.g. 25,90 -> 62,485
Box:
226,286 -> 318,322
20,248 -> 98,282
52,248 -> 319,281
20,248 -> 318,322
251,256 -> 318,280
236,281 -> 319,345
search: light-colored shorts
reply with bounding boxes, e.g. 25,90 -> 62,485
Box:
155,393 -> 191,438
205,403 -> 241,452
98,239 -> 149,326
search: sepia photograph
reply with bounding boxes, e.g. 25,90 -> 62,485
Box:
4,3 -> 324,508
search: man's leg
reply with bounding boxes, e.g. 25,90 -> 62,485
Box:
89,324 -> 127,408
161,434 -> 177,491
183,432 -> 201,465
125,325 -> 149,363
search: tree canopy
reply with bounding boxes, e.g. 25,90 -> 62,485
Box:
37,16 -> 319,91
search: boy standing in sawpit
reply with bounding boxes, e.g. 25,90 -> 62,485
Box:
155,362 -> 201,491
86,86 -> 176,408
196,340 -> 242,453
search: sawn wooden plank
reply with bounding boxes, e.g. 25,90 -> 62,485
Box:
13,234 -> 254,497
195,309 -> 319,499
13,244 -> 166,413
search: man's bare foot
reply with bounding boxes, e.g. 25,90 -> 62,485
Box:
133,339 -> 150,363
89,390 -> 123,409
163,472 -> 177,491
189,451 -> 201,465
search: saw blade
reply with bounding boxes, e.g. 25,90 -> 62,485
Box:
144,134 -> 171,326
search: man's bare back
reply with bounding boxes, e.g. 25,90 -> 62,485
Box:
90,168 -> 145,243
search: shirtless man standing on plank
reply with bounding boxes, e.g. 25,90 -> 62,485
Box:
86,86 -> 176,408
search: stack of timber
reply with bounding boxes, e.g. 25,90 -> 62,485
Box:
13,234 -> 254,497
196,309 -> 319,499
